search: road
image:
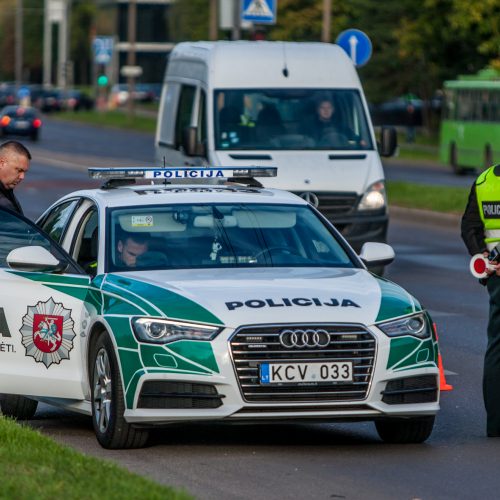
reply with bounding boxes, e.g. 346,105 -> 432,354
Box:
10,117 -> 500,499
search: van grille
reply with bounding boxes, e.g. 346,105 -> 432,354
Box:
229,324 -> 376,403
292,191 -> 359,216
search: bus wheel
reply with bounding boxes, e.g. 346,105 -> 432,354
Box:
450,143 -> 465,175
485,144 -> 493,169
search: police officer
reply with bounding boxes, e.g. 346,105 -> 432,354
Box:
0,140 -> 32,215
462,164 -> 500,437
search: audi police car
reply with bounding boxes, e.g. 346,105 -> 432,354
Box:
0,167 -> 439,449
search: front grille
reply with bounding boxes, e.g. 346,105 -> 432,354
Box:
137,381 -> 224,409
229,324 -> 376,403
381,375 -> 438,405
292,191 -> 359,217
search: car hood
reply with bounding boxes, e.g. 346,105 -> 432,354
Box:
101,268 -> 421,328
213,150 -> 384,194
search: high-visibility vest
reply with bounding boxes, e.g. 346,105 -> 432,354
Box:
476,165 -> 500,250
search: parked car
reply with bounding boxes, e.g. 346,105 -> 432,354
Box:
61,89 -> 94,111
0,105 -> 42,141
30,86 -> 62,113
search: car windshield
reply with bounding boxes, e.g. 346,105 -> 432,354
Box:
214,89 -> 373,151
107,203 -> 354,271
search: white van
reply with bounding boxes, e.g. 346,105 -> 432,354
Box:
155,41 -> 396,252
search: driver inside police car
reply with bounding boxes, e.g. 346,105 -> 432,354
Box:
116,232 -> 150,268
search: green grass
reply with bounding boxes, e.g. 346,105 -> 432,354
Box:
0,416 -> 192,500
53,110 -> 157,134
387,181 -> 469,214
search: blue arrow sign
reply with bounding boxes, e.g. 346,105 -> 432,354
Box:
93,36 -> 114,65
335,29 -> 372,67
242,0 -> 277,24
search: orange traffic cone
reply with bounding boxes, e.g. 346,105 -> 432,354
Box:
433,323 -> 453,391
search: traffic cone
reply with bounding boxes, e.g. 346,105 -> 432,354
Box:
433,323 -> 453,391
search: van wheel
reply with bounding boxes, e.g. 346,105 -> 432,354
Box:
450,143 -> 465,175
484,144 -> 493,169
90,331 -> 149,449
0,394 -> 38,420
375,416 -> 435,443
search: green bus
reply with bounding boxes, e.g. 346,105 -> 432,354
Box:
439,68 -> 500,175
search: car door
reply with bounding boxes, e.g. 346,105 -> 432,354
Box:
0,207 -> 90,400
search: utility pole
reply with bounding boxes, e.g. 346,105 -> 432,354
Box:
43,0 -> 52,86
209,0 -> 218,41
127,0 -> 137,118
232,0 -> 241,41
15,0 -> 23,91
321,0 -> 332,43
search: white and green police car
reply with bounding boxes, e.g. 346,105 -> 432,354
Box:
0,167 -> 439,449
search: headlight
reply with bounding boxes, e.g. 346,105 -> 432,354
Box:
132,317 -> 222,344
358,181 -> 386,211
377,313 -> 431,339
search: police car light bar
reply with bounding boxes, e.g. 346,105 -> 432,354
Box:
89,167 -> 277,180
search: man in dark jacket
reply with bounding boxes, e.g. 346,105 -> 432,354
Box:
0,140 -> 31,215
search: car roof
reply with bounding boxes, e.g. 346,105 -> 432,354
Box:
60,183 -> 308,209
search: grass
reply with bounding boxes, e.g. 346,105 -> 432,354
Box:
387,181 -> 469,214
53,109 -> 157,134
0,416 -> 192,500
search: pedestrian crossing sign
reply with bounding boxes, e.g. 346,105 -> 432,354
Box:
242,0 -> 276,24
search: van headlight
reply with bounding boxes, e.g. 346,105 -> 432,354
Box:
132,317 -> 222,344
377,313 -> 431,339
358,181 -> 386,211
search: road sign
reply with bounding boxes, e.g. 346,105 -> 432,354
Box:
242,0 -> 277,24
120,66 -> 143,78
335,29 -> 372,67
93,36 -> 114,65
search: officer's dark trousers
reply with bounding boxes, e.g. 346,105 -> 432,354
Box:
485,275 -> 500,435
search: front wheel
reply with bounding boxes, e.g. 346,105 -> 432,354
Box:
375,415 -> 435,444
90,332 -> 149,449
0,394 -> 38,420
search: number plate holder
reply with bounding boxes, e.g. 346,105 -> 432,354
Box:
260,361 -> 353,385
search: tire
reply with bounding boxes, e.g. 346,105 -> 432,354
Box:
31,132 -> 39,142
450,143 -> 466,175
90,331 -> 149,449
0,394 -> 38,420
375,415 -> 435,444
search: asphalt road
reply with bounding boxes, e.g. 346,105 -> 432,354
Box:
9,117 -> 500,499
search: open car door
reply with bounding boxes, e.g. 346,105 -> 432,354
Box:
0,207 -> 90,400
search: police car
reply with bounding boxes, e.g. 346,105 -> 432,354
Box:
0,167 -> 439,449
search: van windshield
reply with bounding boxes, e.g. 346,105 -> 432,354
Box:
214,89 -> 373,151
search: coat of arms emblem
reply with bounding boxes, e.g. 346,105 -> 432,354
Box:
20,297 -> 76,368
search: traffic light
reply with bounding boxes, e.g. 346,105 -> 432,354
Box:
97,74 -> 109,86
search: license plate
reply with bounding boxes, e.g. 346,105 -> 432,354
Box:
14,121 -> 29,129
260,361 -> 353,385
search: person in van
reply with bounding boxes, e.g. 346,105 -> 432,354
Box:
301,96 -> 361,148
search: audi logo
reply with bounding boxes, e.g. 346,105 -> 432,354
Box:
279,329 -> 330,349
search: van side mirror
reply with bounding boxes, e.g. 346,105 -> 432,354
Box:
379,127 -> 397,157
182,126 -> 206,157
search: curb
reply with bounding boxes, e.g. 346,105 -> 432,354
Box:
389,205 -> 461,228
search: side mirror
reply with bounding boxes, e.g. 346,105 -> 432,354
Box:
358,242 -> 395,268
379,127 -> 397,157
182,126 -> 206,157
7,246 -> 68,273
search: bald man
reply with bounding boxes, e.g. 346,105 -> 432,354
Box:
0,140 -> 32,215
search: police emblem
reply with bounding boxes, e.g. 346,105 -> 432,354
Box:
20,297 -> 76,368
